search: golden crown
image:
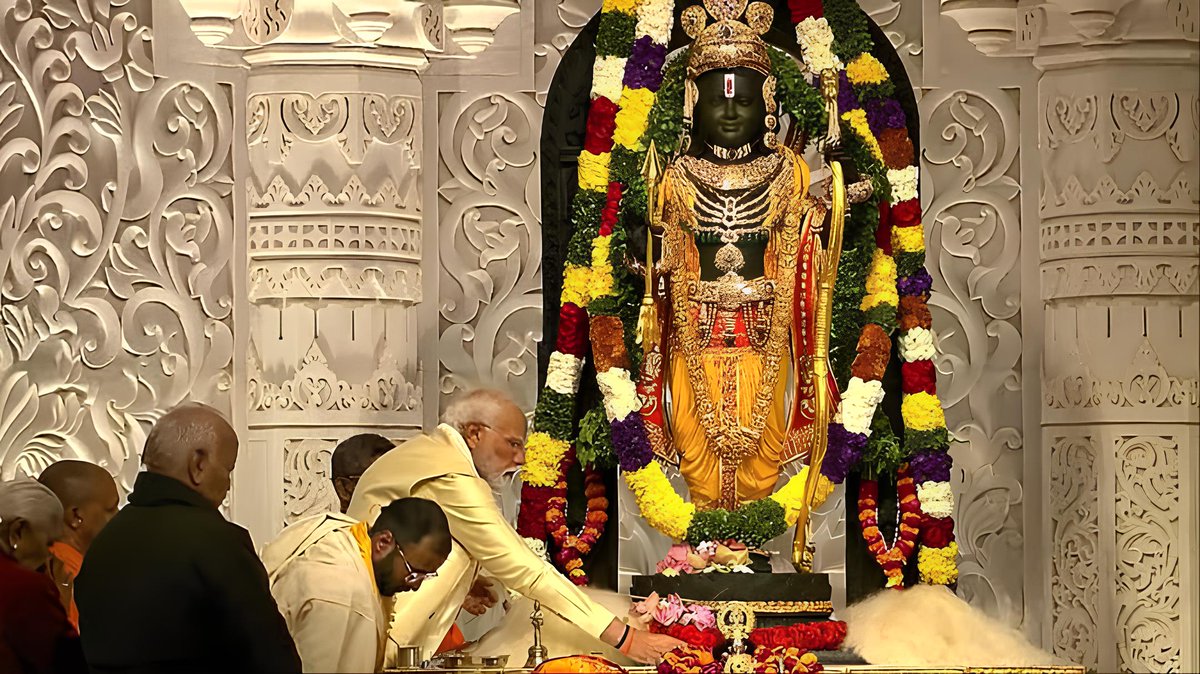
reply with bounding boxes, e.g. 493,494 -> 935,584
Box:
684,0 -> 774,79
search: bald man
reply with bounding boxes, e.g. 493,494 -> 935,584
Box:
38,460 -> 119,630
347,389 -> 684,665
75,402 -> 301,674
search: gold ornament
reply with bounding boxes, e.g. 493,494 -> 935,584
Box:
685,0 -> 775,79
724,653 -> 755,673
715,602 -> 756,641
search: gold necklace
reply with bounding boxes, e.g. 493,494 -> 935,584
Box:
709,142 -> 753,161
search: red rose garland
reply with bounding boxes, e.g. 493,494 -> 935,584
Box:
748,620 -> 847,652
546,457 -> 609,586
649,622 -> 726,651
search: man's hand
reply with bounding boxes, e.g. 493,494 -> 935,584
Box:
461,577 -> 498,616
623,629 -> 686,665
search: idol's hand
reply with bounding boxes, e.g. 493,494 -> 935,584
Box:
461,577 -> 498,616
624,629 -> 686,665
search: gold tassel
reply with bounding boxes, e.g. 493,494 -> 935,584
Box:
637,141 -> 664,350
822,69 -> 840,147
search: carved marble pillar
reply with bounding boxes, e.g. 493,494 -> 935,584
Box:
173,0 -> 447,541
946,2 -> 1199,670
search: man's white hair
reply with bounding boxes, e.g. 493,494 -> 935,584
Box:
441,389 -> 517,433
0,477 -> 63,533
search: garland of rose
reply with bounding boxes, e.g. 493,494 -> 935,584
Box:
516,0 -> 676,585
790,0 -> 958,586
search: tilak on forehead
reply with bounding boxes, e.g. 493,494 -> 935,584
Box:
724,73 -> 736,98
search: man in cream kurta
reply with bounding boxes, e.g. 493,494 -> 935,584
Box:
263,499 -> 451,672
348,424 -> 619,660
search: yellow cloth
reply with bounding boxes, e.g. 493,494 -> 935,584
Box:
262,514 -> 388,673
346,425 -> 616,664
668,350 -> 790,506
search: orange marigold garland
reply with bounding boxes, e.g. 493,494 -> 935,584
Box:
546,457 -> 610,586
857,462 -> 920,588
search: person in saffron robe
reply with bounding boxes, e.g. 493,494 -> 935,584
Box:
75,402 -> 301,674
37,460 -> 120,632
347,389 -> 684,665
263,497 -> 451,672
0,478 -> 86,674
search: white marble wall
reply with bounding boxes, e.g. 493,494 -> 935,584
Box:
0,0 -> 1194,669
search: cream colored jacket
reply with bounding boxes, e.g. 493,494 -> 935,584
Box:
346,424 -> 616,662
261,513 -> 387,673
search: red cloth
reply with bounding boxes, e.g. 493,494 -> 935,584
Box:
0,551 -> 85,674
436,624 -> 466,654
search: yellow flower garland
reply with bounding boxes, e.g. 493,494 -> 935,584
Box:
842,109 -> 883,163
561,264 -> 594,307
917,542 -> 959,584
892,224 -> 925,254
623,464 -> 694,541
523,432 -> 571,488
613,87 -> 657,150
769,467 -> 835,526
900,392 -> 947,432
602,0 -> 638,11
860,248 -> 899,311
577,152 -> 612,191
845,53 -> 889,86
589,235 -> 615,298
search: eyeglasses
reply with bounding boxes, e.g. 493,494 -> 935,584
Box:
396,546 -> 438,585
478,423 -> 525,452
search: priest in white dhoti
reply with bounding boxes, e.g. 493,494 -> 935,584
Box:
262,497 -> 452,673
346,389 -> 684,665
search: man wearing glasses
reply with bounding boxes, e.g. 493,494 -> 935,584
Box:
347,389 -> 684,666
330,434 -> 394,515
262,497 -> 451,673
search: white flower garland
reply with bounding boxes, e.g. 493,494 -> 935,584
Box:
887,166 -> 919,203
595,367 -> 641,421
635,0 -> 674,43
591,56 -> 628,102
545,352 -> 584,396
834,377 -> 885,436
898,326 -> 936,362
794,17 -> 842,75
916,481 -> 954,519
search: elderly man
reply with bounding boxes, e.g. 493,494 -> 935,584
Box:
331,433 -> 394,514
263,497 -> 451,672
0,478 -> 86,674
75,402 -> 301,674
37,460 -> 120,631
347,389 -> 683,665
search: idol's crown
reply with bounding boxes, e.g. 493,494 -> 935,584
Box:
683,0 -> 774,79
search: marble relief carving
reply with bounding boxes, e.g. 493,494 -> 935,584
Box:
436,92 -> 545,413
1049,434 -> 1100,666
920,88 -> 1025,627
1114,434 -> 1182,673
0,0 -> 234,491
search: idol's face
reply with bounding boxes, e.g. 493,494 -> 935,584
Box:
692,68 -> 768,150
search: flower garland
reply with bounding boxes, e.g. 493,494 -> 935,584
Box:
657,647 -> 720,674
748,620 -> 847,652
517,0 -> 676,582
789,0 -> 958,587
858,462 -> 920,587
547,458 -> 609,585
